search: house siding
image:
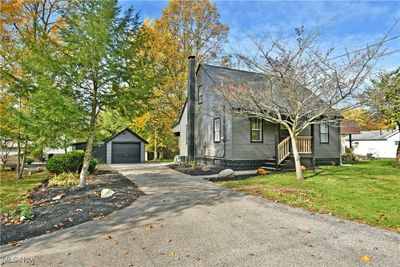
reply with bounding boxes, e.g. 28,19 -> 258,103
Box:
194,67 -> 227,159
232,118 -> 276,160
313,124 -> 341,160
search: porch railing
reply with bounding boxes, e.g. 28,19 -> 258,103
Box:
277,136 -> 290,164
277,136 -> 312,164
296,136 -> 312,154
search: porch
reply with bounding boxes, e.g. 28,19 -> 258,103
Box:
277,136 -> 313,165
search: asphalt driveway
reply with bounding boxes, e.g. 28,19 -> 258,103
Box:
1,163 -> 399,266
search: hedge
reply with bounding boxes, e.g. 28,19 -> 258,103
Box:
46,150 -> 98,174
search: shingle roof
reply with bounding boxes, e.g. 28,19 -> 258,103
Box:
345,129 -> 399,141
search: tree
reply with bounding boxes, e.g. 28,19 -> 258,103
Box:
56,0 -> 152,186
1,0 -> 64,178
364,68 -> 400,165
217,26 -> 391,180
134,0 -> 229,159
342,108 -> 393,130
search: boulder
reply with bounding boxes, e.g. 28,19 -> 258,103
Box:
201,165 -> 211,172
36,167 -> 45,172
52,194 -> 65,200
218,169 -> 235,178
101,188 -> 115,198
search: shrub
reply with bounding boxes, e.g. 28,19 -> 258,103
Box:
46,150 -> 98,174
19,201 -> 33,220
49,172 -> 79,186
25,157 -> 35,165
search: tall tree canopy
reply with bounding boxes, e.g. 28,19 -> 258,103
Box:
55,0 -> 153,185
130,0 -> 229,160
364,68 -> 400,165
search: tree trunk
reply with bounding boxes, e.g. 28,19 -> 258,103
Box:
289,133 -> 304,180
153,129 -> 158,161
16,140 -> 26,179
79,126 -> 95,186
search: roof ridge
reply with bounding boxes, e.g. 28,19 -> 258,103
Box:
201,63 -> 263,76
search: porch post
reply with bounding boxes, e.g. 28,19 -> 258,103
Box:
275,124 -> 279,168
311,124 -> 316,169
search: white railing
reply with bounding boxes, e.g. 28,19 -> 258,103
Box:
277,136 -> 312,164
277,136 -> 290,164
296,136 -> 312,154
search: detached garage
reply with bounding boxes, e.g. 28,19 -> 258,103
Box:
71,128 -> 148,164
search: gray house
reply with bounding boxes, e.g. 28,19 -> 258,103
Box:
173,56 -> 341,170
72,128 -> 147,164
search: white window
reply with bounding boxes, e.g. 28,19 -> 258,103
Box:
251,118 -> 263,142
214,118 -> 221,143
320,123 -> 329,143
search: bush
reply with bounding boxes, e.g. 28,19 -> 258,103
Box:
49,172 -> 79,186
19,201 -> 33,220
25,157 -> 35,165
46,150 -> 97,174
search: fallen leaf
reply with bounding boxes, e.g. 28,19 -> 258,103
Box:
169,252 -> 176,257
194,257 -> 202,261
68,217 -> 73,222
146,225 -> 153,230
66,252 -> 71,256
360,255 -> 372,262
76,208 -> 83,212
113,240 -> 119,245
97,253 -> 101,256
168,239 -> 173,243
249,253 -> 255,256
9,241 -> 20,247
102,235 -> 112,240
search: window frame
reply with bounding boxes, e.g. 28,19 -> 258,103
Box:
250,118 -> 263,143
213,118 -> 221,143
198,84 -> 203,104
320,123 -> 329,144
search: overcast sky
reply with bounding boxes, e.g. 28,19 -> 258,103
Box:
120,0 -> 400,71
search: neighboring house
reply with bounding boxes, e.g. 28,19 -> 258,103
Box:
340,119 -> 361,155
344,129 -> 399,158
71,128 -> 148,164
173,56 -> 342,170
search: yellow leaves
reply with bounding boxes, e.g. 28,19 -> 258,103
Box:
360,255 -> 372,262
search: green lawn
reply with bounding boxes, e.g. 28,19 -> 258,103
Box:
0,171 -> 50,214
221,160 -> 400,232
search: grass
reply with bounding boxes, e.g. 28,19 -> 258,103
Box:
221,160 -> 400,232
0,171 -> 50,215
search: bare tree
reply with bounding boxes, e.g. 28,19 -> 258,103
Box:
217,25 -> 397,180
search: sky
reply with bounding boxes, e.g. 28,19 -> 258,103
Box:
119,0 -> 400,71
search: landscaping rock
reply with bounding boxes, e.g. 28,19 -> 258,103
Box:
101,188 -> 115,198
218,169 -> 235,178
201,165 -> 211,172
36,167 -> 45,172
52,194 -> 65,200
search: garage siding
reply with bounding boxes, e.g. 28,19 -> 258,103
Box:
105,130 -> 146,164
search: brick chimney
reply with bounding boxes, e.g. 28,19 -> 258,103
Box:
187,56 -> 196,161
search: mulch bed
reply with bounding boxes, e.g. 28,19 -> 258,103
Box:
168,164 -> 225,176
0,170 -> 143,245
204,174 -> 258,182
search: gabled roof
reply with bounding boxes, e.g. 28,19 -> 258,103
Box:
71,128 -> 148,145
104,128 -> 148,144
345,129 -> 399,141
172,99 -> 187,129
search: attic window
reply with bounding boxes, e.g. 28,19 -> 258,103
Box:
198,85 -> 203,104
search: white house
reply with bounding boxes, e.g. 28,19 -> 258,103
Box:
345,129 -> 399,158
